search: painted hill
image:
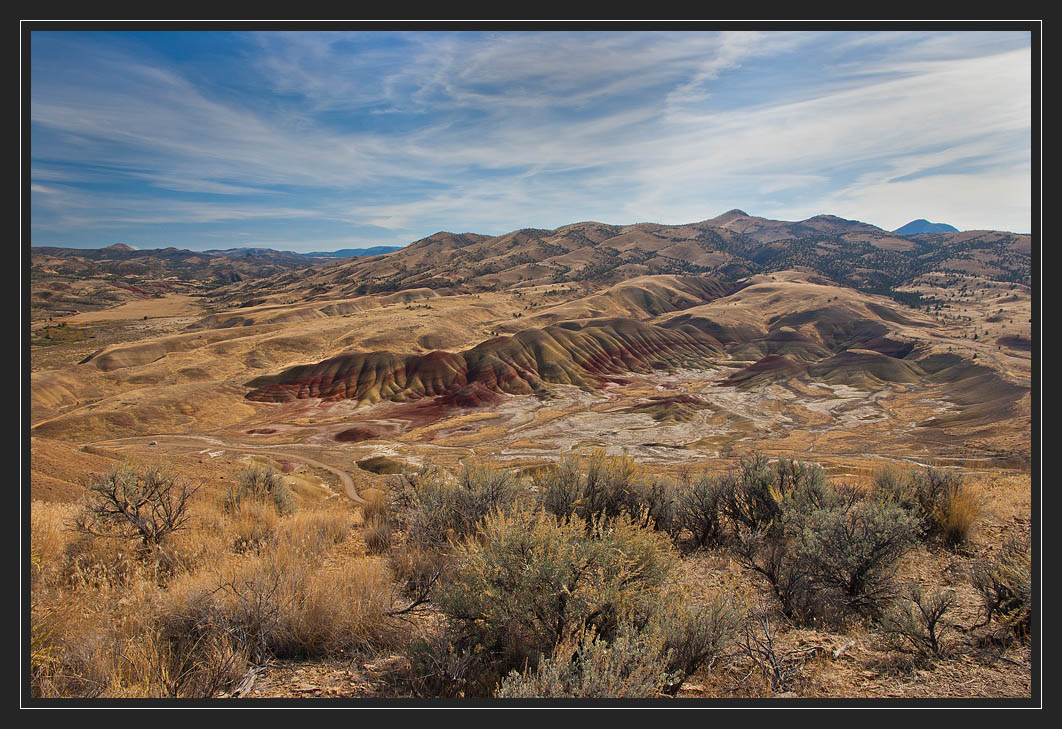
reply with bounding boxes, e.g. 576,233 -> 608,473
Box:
244,318 -> 721,405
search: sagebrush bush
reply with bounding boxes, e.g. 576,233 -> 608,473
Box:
654,593 -> 742,695
390,464 -> 522,551
971,535 -> 1031,640
873,466 -> 979,548
225,464 -> 295,516
642,478 -> 682,536
425,507 -> 676,695
536,452 -> 645,524
495,624 -> 671,698
791,498 -> 921,618
734,476 -> 920,625
718,454 -> 784,533
734,526 -> 818,623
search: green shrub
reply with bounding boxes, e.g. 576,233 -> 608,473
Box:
733,525 -> 818,623
390,464 -> 522,551
872,466 -> 978,548
719,454 -> 781,533
642,478 -> 682,537
654,593 -> 742,695
536,452 -> 645,525
734,484 -> 920,625
792,498 -> 921,618
429,507 -> 676,695
495,624 -> 670,699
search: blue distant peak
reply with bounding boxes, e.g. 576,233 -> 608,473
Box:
893,219 -> 959,235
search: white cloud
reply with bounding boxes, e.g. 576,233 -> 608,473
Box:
29,30 -> 1033,245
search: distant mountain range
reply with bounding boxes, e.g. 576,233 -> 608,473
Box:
30,243 -> 403,285
204,246 -> 402,259
212,209 -> 1031,306
32,210 -> 1031,312
893,219 -> 960,235
302,246 -> 403,258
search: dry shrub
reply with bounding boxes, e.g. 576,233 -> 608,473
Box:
59,533 -> 143,590
388,542 -> 447,598
361,490 -> 391,524
971,535 -> 1031,640
935,485 -> 981,549
737,604 -> 809,695
30,582 -> 165,698
281,559 -> 397,656
364,516 -> 393,555
30,501 -> 79,573
278,508 -> 355,555
30,488 -> 373,698
157,549 -> 398,663
72,463 -> 200,549
880,583 -> 957,659
228,499 -> 280,553
225,464 -> 295,516
163,524 -> 227,576
115,626 -> 248,698
873,466 -> 980,548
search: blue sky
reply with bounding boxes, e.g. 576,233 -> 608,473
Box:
28,28 -> 1034,251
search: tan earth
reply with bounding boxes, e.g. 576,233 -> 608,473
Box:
27,229 -> 1035,702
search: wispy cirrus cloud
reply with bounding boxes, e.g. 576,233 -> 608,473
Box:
29,28 -> 1033,250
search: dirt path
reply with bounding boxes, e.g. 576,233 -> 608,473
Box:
85,434 -> 367,505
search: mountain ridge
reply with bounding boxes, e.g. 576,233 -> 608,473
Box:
212,211 -> 1030,307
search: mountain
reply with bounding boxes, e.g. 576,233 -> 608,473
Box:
303,246 -> 403,258
203,245 -> 401,259
29,244 -> 335,321
893,219 -> 960,235
211,210 -> 1030,308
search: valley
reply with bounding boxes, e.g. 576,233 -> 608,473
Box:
26,211 -> 1035,702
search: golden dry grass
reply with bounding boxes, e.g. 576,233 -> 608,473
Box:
28,484 -> 395,698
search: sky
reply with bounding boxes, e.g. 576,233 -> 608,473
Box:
27,27 -> 1035,252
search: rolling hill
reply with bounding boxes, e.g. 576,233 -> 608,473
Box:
209,210 -> 1030,309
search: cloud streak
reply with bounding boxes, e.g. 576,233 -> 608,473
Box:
29,28 -> 1033,250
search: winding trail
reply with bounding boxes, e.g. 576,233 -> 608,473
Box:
85,434 -> 367,505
